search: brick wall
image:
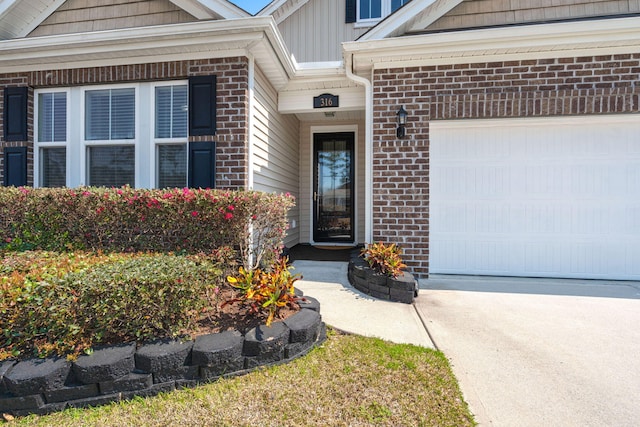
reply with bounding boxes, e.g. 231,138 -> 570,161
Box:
373,53 -> 640,278
0,57 -> 249,189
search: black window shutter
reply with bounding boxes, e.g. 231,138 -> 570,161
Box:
188,76 -> 216,136
188,142 -> 216,189
4,147 -> 28,186
345,0 -> 356,23
4,87 -> 28,141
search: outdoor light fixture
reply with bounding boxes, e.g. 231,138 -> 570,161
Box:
396,106 -> 408,138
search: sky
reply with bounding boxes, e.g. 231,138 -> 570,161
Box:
231,0 -> 272,14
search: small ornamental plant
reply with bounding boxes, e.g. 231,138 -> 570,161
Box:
225,257 -> 301,326
360,242 -> 407,278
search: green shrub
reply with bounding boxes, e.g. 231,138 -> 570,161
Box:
1,252 -> 221,359
0,187 -> 295,270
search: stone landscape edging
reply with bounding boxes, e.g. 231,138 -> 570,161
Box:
347,256 -> 419,304
0,293 -> 325,417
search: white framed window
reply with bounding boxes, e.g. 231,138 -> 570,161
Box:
34,89 -> 69,188
357,0 -> 410,25
152,82 -> 188,188
34,82 -> 194,189
82,85 -> 138,188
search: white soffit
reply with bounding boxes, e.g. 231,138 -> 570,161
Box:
0,0 -> 65,39
277,60 -> 366,114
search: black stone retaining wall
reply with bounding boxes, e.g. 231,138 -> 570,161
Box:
0,294 -> 325,417
348,257 -> 419,304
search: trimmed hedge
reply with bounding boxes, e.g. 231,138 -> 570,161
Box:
1,252 -> 222,359
0,187 -> 295,269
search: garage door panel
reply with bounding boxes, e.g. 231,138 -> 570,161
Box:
430,115 -> 640,280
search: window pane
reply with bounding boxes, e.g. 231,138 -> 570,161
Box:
85,88 -> 135,140
157,144 -> 187,188
371,0 -> 381,18
85,90 -> 110,140
155,87 -> 172,139
53,93 -> 67,142
391,0 -> 408,12
88,145 -> 135,187
155,85 -> 187,139
111,88 -> 135,139
38,92 -> 66,142
41,147 -> 66,187
360,0 -> 381,19
172,85 -> 188,137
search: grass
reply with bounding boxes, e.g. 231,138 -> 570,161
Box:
8,330 -> 475,427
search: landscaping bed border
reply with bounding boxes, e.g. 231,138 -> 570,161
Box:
348,255 -> 419,304
0,293 -> 325,417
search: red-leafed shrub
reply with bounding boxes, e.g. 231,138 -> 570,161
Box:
360,242 -> 407,278
0,187 -> 295,271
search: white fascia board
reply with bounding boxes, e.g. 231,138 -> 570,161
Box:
0,0 -> 17,18
258,0 -> 288,16
256,17 -> 298,80
358,0 -> 440,41
406,0 -> 463,34
202,0 -> 251,18
258,0 -> 309,24
169,0 -> 218,19
172,0 -> 249,19
345,16 -> 640,73
0,17 -> 295,85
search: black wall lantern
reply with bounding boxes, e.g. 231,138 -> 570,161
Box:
396,106 -> 408,138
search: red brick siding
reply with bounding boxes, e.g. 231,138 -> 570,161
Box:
0,57 -> 249,189
373,54 -> 640,278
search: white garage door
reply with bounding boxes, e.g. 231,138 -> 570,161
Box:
430,115 -> 640,280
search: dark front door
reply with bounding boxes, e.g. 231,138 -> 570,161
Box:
313,132 -> 355,243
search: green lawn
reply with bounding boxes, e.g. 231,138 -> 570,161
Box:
10,331 -> 475,427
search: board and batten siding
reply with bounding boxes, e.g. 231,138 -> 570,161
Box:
252,66 -> 301,248
277,0 -> 369,62
426,0 -> 640,32
28,0 -> 199,37
299,121 -> 365,245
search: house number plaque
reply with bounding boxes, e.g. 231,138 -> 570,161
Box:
313,93 -> 339,109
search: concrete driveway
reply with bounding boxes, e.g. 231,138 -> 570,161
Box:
416,275 -> 640,427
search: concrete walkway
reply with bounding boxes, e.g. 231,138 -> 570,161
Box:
292,260 -> 434,348
294,261 -> 640,426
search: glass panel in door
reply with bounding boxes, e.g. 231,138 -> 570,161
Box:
313,132 -> 355,242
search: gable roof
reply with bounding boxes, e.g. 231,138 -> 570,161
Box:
0,0 -> 249,40
359,0 -> 462,40
257,0 -> 310,24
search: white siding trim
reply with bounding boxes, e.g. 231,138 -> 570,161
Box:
248,54 -> 256,189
